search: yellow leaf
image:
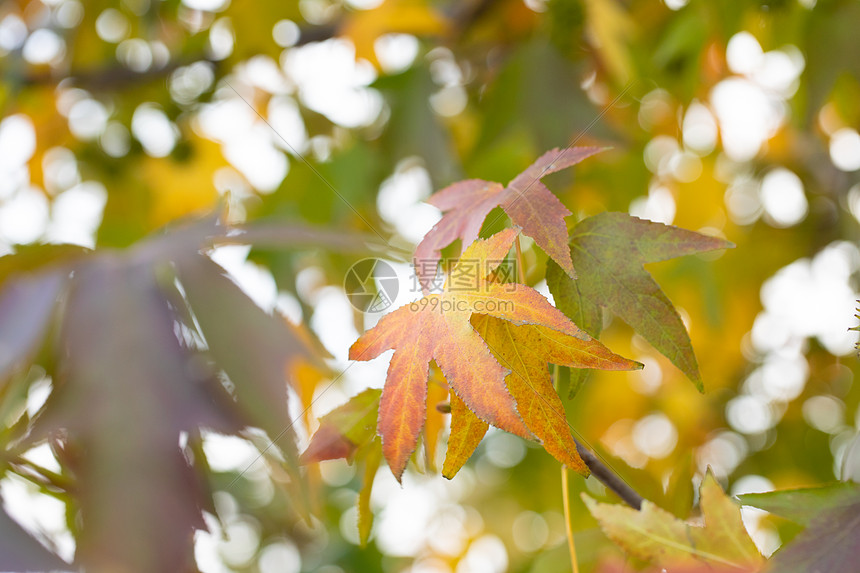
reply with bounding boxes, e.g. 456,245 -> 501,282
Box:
341,0 -> 449,66
423,364 -> 449,472
442,392 -> 488,479
584,470 -> 764,571
143,136 -> 224,228
290,358 -> 328,434
472,314 -> 639,474
357,439 -> 383,547
584,0 -> 635,83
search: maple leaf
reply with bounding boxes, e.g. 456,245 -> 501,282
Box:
450,314 -> 641,475
5,214 -> 366,571
0,243 -> 90,286
740,482 -> 860,573
32,254 -> 239,573
352,227 -> 610,480
738,481 -> 860,526
301,390 -> 384,547
584,470 -> 764,572
595,561 -> 754,573
301,388 -> 382,463
414,147 -> 603,291
0,504 -> 70,572
0,270 -> 64,383
547,212 -> 733,391
442,392 -> 489,479
764,503 -> 860,573
174,252 -> 323,465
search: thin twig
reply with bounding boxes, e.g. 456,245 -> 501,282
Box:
561,466 -> 580,573
514,235 -> 526,283
553,363 -> 580,573
449,0 -> 498,36
574,439 -> 643,510
21,56 -> 219,89
547,364 -> 645,511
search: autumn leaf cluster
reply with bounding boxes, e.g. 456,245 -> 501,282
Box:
303,148 -> 732,546
2,0 -> 860,571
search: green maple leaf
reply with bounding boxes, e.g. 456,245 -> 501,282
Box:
548,212 -> 733,392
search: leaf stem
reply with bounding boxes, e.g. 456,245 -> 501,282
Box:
554,363 -> 580,573
545,243 -> 643,571
561,465 -> 579,573
551,364 -> 644,511
514,235 -> 526,283
5,456 -> 71,492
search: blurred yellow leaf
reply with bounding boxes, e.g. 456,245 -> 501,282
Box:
341,0 -> 449,66
357,439 -> 383,546
673,160 -> 728,232
584,0 -> 635,83
143,137 -> 224,227
291,358 -> 328,434
22,87 -> 73,191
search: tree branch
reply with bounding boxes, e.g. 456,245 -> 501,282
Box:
20,56 -> 220,90
15,0 -> 499,90
574,438 -> 644,510
449,0 -> 499,36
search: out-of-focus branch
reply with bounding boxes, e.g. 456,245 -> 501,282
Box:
449,0 -> 499,36
20,56 -> 220,89
15,0 -> 499,90
14,22 -> 335,89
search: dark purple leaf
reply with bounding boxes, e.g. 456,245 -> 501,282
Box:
0,504 -> 70,572
0,270 -> 65,383
225,222 -> 387,253
174,253 -> 319,464
33,255 -> 235,573
766,500 -> 860,573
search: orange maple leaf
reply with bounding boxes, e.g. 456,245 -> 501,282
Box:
441,315 -> 640,478
474,315 -> 640,472
350,227 -> 615,480
414,147 -> 603,291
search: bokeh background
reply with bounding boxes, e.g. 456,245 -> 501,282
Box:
1,0 -> 860,571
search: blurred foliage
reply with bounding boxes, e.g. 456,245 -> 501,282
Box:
0,0 -> 860,571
